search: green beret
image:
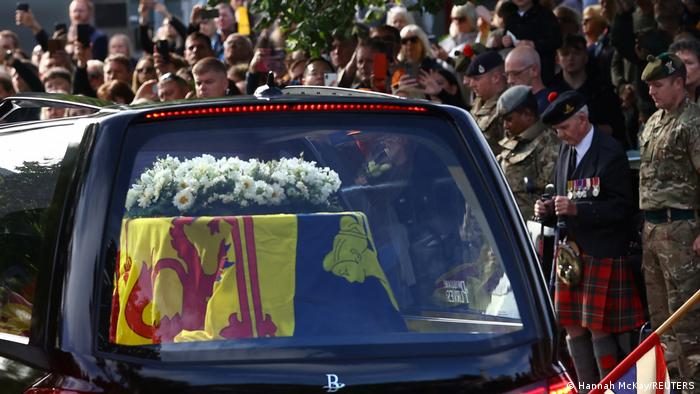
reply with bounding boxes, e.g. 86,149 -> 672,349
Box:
497,85 -> 534,116
642,52 -> 686,82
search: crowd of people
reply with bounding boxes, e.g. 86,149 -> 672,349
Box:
1,0 -> 700,392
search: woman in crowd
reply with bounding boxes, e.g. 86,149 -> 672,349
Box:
132,55 -> 157,93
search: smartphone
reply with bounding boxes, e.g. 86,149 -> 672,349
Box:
54,22 -> 67,34
323,72 -> 337,87
373,53 -> 388,79
156,40 -> 170,62
200,7 -> 219,20
16,3 -> 29,12
77,24 -> 91,47
47,39 -> 62,53
372,52 -> 388,92
395,62 -> 418,79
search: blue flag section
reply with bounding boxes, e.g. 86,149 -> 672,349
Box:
294,213 -> 407,336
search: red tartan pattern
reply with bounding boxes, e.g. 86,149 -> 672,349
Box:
555,254 -> 646,332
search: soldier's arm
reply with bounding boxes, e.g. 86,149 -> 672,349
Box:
536,138 -> 559,192
687,123 -> 700,174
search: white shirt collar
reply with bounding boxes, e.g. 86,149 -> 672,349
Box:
573,125 -> 594,167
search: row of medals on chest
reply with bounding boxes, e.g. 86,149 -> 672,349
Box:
567,177 -> 600,199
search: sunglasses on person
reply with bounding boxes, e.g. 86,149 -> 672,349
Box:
401,36 -> 419,45
451,16 -> 467,23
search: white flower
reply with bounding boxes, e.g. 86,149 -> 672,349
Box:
173,188 -> 196,212
125,188 -> 139,210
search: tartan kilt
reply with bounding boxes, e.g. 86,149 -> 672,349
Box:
555,254 -> 646,332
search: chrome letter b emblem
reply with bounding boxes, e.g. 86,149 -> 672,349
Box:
323,374 -> 346,392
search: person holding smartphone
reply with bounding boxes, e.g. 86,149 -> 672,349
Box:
68,0 -> 108,60
390,25 -> 440,98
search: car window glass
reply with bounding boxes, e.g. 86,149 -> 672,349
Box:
0,125 -> 84,340
106,114 -> 524,352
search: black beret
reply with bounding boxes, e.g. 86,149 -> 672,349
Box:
465,51 -> 503,77
541,90 -> 586,126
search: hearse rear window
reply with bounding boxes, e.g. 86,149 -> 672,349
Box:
102,113 -> 528,354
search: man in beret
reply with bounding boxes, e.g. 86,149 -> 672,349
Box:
467,51 -> 507,155
535,90 -> 644,390
639,52 -> 700,390
496,85 -> 559,219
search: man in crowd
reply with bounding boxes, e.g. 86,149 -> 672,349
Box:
553,34 -> 627,148
502,0 -> 561,85
224,33 -> 254,68
185,32 -> 216,68
639,53 -> 700,391
535,91 -> 645,390
330,33 -> 356,74
496,85 -> 559,220
103,53 -> 132,86
504,46 -> 552,114
157,72 -> 189,102
212,2 -> 236,61
301,58 -> 334,86
466,51 -> 507,156
670,39 -> 700,103
69,0 -> 108,60
192,57 -> 231,98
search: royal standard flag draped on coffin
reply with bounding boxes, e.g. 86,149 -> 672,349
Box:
110,212 -> 406,345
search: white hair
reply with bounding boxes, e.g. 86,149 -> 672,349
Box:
397,24 -> 435,62
576,105 -> 589,117
387,6 -> 415,26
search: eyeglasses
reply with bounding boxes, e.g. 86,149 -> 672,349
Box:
400,36 -> 419,45
505,66 -> 532,78
136,66 -> 155,74
451,16 -> 467,23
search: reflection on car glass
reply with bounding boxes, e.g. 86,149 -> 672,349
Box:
111,126 -> 522,347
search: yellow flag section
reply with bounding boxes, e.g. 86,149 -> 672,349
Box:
176,215 -> 297,342
111,212 -> 405,346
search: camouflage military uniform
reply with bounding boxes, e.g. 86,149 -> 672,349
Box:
640,98 -> 700,390
496,121 -> 559,219
471,94 -> 505,156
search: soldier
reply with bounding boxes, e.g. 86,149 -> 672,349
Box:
467,51 -> 507,156
640,52 -> 700,391
535,91 -> 646,390
496,85 -> 559,220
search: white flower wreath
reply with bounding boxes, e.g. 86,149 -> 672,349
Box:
125,154 -> 342,217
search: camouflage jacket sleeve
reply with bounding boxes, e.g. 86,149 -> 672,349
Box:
535,132 -> 559,193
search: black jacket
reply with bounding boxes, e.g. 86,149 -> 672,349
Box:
505,3 -> 562,85
547,128 -> 634,258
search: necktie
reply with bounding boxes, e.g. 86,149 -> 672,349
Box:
567,147 -> 577,178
